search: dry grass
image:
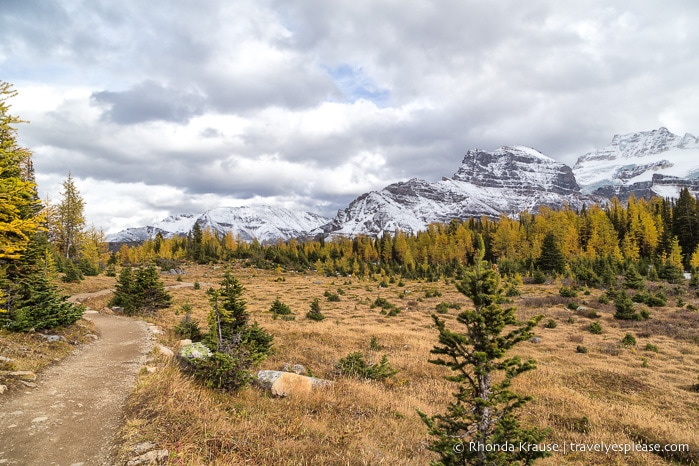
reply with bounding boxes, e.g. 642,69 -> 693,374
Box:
35,264 -> 699,464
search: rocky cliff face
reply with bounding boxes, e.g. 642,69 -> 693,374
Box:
453,146 -> 580,195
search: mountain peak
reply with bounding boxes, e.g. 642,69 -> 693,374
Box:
452,145 -> 578,195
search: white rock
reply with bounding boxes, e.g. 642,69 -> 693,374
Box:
157,345 -> 174,358
126,449 -> 169,466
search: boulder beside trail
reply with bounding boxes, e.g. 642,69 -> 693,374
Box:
256,370 -> 332,397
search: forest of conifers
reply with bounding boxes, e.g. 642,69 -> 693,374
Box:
116,189 -> 699,286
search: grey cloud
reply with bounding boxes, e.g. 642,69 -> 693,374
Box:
91,81 -> 206,124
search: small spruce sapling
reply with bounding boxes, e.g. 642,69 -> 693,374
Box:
418,235 -> 548,466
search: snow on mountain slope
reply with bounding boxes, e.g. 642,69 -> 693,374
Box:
106,207 -> 330,243
573,127 -> 699,196
322,146 -> 592,237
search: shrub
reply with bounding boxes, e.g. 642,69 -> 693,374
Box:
632,290 -> 667,307
621,333 -> 637,347
567,302 -> 579,311
644,343 -> 659,352
576,345 -> 589,354
174,304 -> 203,340
306,298 -> 325,321
191,348 -> 252,391
532,269 -> 547,284
269,297 -> 292,316
193,281 -> 201,290
559,285 -> 578,298
324,290 -> 341,302
589,321 -> 603,334
435,302 -> 461,314
335,352 -> 398,381
371,296 -> 401,316
504,284 -> 521,297
544,319 -> 558,329
601,343 -> 621,356
692,375 -> 699,393
61,259 -> 84,283
104,263 -> 117,277
424,288 -> 442,298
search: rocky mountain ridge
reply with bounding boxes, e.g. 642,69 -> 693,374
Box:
106,206 -> 330,244
107,128 -> 698,243
320,145 -> 591,237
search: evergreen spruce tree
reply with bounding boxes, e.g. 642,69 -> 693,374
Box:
205,269 -> 273,358
192,269 -> 273,391
4,233 -> 83,331
110,266 -> 135,313
306,297 -> 325,321
134,265 -> 172,314
419,235 -> 548,466
613,288 -> 640,321
534,232 -> 565,275
109,265 -> 170,316
207,269 -> 248,346
623,263 -> 645,290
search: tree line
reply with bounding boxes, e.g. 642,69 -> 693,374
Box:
119,191 -> 699,286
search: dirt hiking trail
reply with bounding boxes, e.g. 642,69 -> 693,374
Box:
0,310 -> 152,465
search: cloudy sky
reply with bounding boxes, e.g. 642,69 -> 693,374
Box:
2,0 -> 698,233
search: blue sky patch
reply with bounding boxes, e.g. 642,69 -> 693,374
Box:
325,64 -> 390,106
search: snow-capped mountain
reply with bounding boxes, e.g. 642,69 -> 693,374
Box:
573,127 -> 699,199
106,206 -> 330,244
108,129 -> 699,243
320,146 -> 593,237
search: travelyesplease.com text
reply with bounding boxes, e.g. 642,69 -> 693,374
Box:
453,441 -> 690,456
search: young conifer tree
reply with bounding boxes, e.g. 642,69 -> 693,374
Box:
55,172 -> 86,260
419,235 -> 548,466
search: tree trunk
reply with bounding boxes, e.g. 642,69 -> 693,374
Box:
476,371 -> 492,466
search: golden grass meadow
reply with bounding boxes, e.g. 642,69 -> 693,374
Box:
4,262 -> 699,465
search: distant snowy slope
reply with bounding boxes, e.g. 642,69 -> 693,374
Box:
106,207 -> 330,243
573,127 -> 699,198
